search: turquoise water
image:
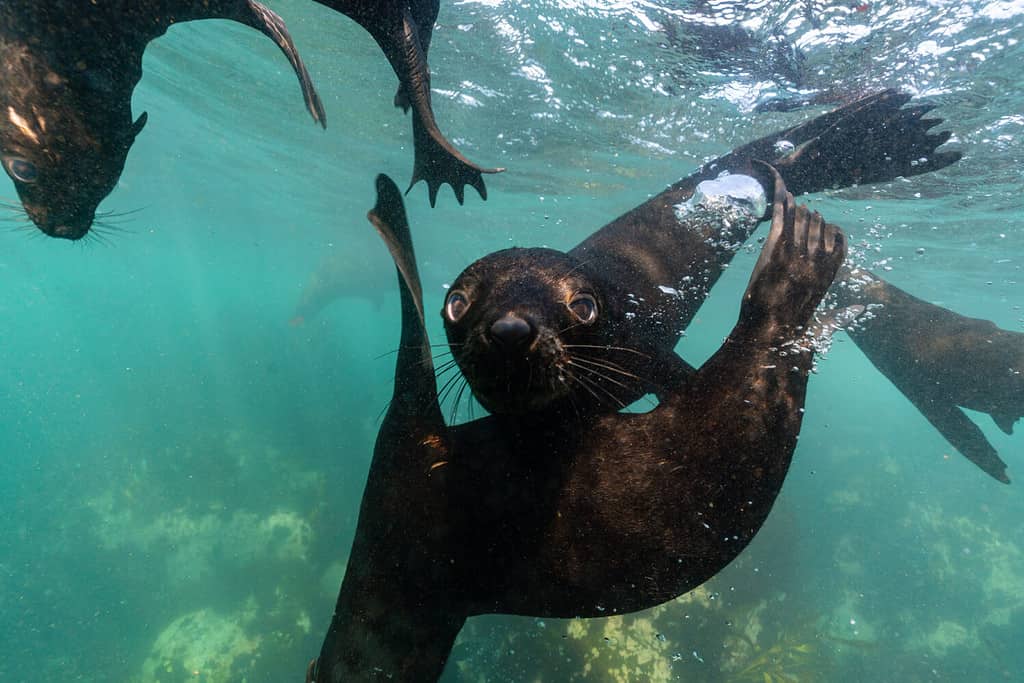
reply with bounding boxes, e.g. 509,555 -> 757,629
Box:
2,0 -> 1022,680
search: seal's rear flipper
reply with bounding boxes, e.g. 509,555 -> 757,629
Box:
219,1 -> 327,127
353,7 -> 502,206
771,92 -> 961,194
904,390 -> 1011,484
408,112 -> 504,206
713,90 -> 960,196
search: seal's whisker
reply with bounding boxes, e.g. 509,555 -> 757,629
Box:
81,229 -> 111,248
92,219 -> 136,233
563,344 -> 650,358
92,222 -> 132,240
567,360 -> 632,393
565,370 -> 617,407
95,205 -> 147,219
449,377 -> 470,425
558,256 -> 601,280
557,320 -> 588,335
568,354 -> 643,381
374,344 -> 455,361
431,358 -> 460,377
557,377 -> 583,421
436,371 -> 465,407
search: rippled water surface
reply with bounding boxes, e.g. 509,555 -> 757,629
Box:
2,1 -> 1023,680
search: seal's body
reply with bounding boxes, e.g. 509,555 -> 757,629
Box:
0,0 -> 324,239
313,0 -> 503,205
443,90 -> 1019,481
308,168 -> 846,682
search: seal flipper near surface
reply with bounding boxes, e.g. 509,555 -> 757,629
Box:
0,0 -> 323,239
313,0 -> 503,205
308,169 -> 846,680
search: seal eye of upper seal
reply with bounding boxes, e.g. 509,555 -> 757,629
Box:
568,293 -> 598,324
445,290 -> 471,323
3,156 -> 38,184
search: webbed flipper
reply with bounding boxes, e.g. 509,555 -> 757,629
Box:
902,387 -> 1011,484
834,269 -> 1020,484
358,8 -> 503,205
740,163 -> 847,333
306,175 -> 461,683
711,89 -> 960,196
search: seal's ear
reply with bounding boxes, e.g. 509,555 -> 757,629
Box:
368,174 -> 426,331
131,112 -> 148,139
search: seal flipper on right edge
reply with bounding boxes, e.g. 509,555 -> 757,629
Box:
901,387 -> 1011,484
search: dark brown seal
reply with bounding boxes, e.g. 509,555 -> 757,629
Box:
444,90 -> 1019,483
443,90 -> 960,414
442,90 -> 1018,482
313,0 -> 504,206
307,168 -> 846,681
0,0 -> 324,240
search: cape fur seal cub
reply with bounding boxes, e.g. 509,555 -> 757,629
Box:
443,90 -> 1018,481
0,0 -> 324,240
307,167 -> 847,682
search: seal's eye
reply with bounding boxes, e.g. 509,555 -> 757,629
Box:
568,294 -> 597,324
445,291 -> 470,323
3,157 -> 38,183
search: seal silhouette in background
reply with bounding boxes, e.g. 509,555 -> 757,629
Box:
307,167 -> 847,682
313,0 -> 504,206
442,90 -> 1019,482
0,0 -> 324,240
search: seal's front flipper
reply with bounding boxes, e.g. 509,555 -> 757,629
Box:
219,0 -> 327,127
367,174 -> 443,415
740,165 -> 846,338
903,389 -> 1010,484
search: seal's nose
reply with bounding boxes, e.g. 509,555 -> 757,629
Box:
489,314 -> 534,350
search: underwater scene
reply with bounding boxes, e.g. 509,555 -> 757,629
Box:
2,0 -> 1023,680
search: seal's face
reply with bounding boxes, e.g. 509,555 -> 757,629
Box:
443,247 -> 611,415
1,40 -> 145,240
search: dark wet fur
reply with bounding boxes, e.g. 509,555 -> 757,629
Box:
833,270 -> 1023,483
443,90 -> 1017,482
313,0 -> 503,206
307,169 -> 846,681
0,0 -> 324,240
